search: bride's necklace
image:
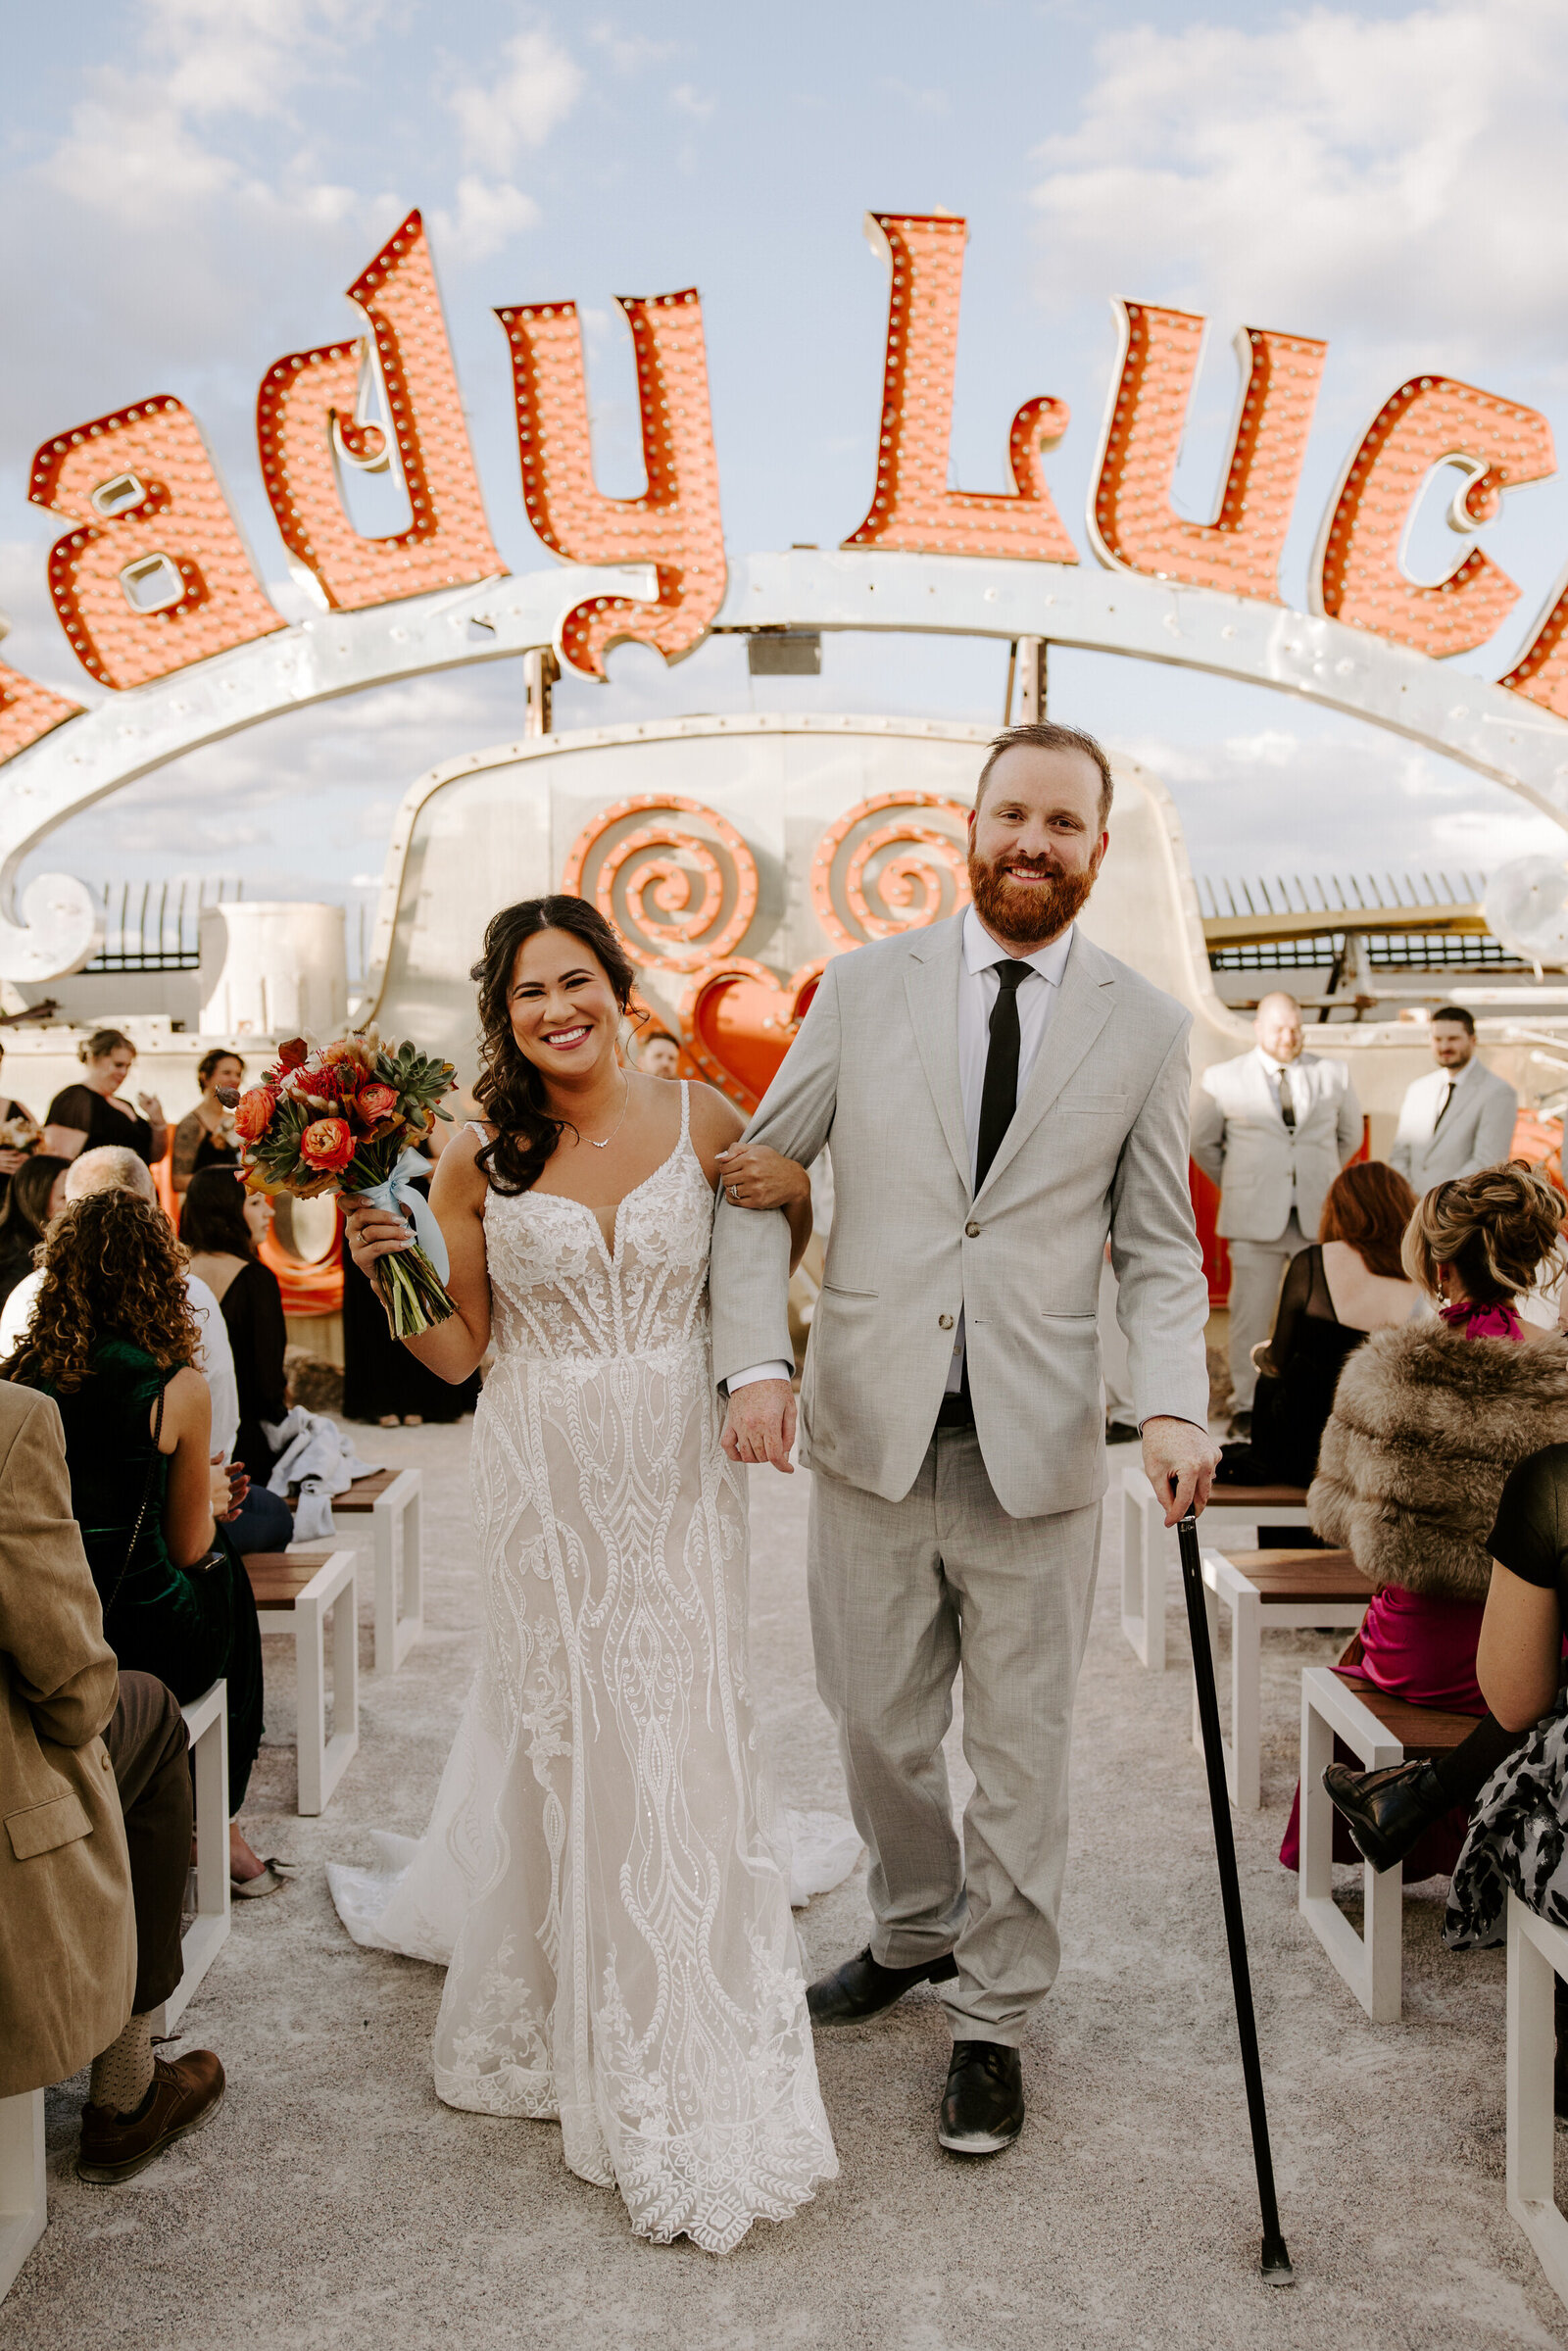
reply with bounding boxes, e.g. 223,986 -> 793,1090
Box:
584,1074 -> 630,1151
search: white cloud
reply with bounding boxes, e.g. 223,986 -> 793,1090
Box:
588,24 -> 676,73
1029,1 -> 1568,362
447,27 -> 583,175
670,84 -> 715,122
433,175 -> 541,262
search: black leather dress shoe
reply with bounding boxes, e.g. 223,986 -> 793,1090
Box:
937,2041 -> 1024,2155
1322,1758 -> 1447,1873
806,1944 -> 957,2026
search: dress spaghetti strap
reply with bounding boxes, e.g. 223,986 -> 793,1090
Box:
678,1079 -> 691,1148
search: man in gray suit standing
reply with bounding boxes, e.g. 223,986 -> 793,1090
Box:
1190,995 -> 1360,1436
1390,1005 -> 1517,1191
710,721 -> 1215,2158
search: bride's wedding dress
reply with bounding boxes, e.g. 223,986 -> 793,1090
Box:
329,1087 -> 839,2251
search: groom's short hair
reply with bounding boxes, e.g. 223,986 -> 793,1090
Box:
975,722 -> 1114,828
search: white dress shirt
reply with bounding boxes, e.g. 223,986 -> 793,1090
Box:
728,909 -> 1078,1396
0,1267 -> 240,1459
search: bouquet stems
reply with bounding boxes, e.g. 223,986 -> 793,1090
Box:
376,1240 -> 458,1339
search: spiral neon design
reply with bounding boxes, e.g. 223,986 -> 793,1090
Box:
562,793 -> 759,971
809,790 -> 972,950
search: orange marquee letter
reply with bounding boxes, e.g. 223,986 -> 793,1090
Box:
28,399 -> 283,691
1089,302 -> 1324,601
1312,376 -> 1554,657
843,213 -> 1076,563
496,288 -> 724,678
257,210 -> 506,612
0,660 -> 82,766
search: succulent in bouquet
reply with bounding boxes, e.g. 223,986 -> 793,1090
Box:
227,1032 -> 460,1339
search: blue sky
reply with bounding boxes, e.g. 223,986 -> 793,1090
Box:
5,0 -> 1568,933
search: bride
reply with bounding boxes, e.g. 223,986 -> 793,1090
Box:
332,894 -> 838,2252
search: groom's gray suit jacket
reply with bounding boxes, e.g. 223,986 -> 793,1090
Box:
710,915 -> 1211,1520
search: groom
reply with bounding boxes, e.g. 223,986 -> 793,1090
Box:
710,720 -> 1216,2156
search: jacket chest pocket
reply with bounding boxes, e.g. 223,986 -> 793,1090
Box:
1058,1093 -> 1128,1117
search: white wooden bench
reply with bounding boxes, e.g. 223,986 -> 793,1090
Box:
1196,1549 -> 1373,1810
1119,1458 -> 1314,1669
248,1550 -> 360,1815
0,2090 -> 44,2302
287,1467 -> 423,1675
1507,1891 -> 1568,2310
146,1680 -> 230,2034
1299,1665 -> 1476,2021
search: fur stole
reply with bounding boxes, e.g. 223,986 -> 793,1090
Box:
1308,1320 -> 1568,1601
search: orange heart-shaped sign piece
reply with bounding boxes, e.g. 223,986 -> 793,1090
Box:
678,956 -> 827,1113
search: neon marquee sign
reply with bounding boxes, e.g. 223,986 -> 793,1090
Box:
4,203 -> 1568,983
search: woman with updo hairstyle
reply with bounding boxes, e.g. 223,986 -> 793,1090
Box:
44,1027 -> 168,1166
172,1048 -> 244,1197
2,1188 -> 277,1890
333,893 -> 837,2247
1286,1161 -> 1568,1878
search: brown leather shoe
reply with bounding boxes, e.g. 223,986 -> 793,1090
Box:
76,2050 -> 225,2183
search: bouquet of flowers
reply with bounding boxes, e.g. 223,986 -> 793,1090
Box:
0,1111 -> 41,1155
228,1032 -> 459,1339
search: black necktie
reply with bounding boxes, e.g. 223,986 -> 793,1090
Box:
1276,1068 -> 1296,1132
975,960 -> 1034,1191
1433,1078 -> 1453,1131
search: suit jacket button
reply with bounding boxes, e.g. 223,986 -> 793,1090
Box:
965,1221 -> 980,1238
939,1313 -> 955,1330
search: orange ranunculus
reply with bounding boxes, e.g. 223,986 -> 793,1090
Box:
298,1116 -> 356,1176
357,1082 -> 398,1122
276,1038 -> 311,1071
232,1086 -> 277,1143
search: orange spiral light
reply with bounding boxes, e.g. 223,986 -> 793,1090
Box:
810,791 -> 972,951
562,795 -> 759,972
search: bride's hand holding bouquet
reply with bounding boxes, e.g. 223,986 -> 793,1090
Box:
229,1032 -> 460,1338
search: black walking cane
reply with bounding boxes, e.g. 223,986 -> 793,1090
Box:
1176,1502 -> 1295,2286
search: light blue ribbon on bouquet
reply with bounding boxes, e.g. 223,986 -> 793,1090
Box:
356,1147 -> 450,1283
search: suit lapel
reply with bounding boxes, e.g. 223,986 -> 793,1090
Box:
974,934 -> 1115,1201
903,919 -> 970,1189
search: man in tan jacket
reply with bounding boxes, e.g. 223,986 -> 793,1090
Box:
0,1378 -> 222,2181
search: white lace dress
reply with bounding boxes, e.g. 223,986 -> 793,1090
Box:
328,1088 -> 838,2252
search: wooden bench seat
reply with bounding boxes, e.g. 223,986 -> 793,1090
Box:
1119,1459 -> 1314,1670
283,1467 -> 423,1675
1196,1548 -> 1374,1810
246,1548 -> 359,1814
1299,1663 -> 1477,2021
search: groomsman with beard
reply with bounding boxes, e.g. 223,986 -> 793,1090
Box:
710,722 -> 1215,2156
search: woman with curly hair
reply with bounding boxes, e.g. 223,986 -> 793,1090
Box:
1282,1161 -> 1568,1877
334,894 -> 836,2251
3,1188 -> 277,1892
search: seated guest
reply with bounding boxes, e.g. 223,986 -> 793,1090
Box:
0,1375 -> 223,2178
172,1049 -> 244,1197
1216,1160 -> 1420,1491
1283,1161 -> 1568,1875
0,1153 -> 70,1307
179,1166 -> 294,1552
0,1035 -> 41,1207
44,1027 -> 169,1166
0,1146 -> 239,1465
4,1188 -> 284,1893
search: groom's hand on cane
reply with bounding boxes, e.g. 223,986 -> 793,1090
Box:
1143,1414 -> 1221,1527
720,1381 -> 797,1473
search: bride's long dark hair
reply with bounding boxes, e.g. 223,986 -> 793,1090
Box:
469,895 -> 640,1195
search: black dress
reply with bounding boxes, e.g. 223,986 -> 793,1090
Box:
341,1176 -> 480,1424
214,1257 -> 289,1481
45,1082 -> 155,1163
1218,1243 -> 1377,1489
172,1108 -> 239,1194
0,1095 -> 34,1215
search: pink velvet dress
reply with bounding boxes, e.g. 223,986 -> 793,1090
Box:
1279,1299 -> 1522,1873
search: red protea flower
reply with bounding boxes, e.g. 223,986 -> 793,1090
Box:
276,1038 -> 310,1072
298,1116 -> 356,1176
232,1086 -> 277,1143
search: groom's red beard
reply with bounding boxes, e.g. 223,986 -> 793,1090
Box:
966,846 -> 1101,945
